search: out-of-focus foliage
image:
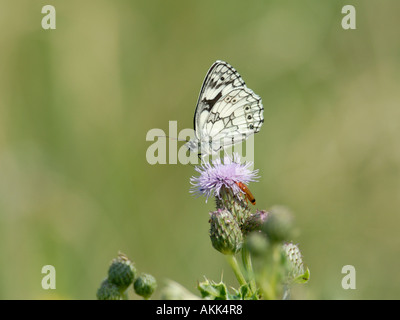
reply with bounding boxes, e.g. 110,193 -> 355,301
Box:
0,0 -> 399,299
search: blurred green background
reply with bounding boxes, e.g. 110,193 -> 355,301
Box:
0,0 -> 399,299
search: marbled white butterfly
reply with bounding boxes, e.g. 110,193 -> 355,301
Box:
185,60 -> 264,157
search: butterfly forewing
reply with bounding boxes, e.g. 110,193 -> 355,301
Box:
190,60 -> 264,155
194,61 -> 245,132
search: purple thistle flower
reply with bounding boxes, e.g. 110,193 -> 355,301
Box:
190,154 -> 259,202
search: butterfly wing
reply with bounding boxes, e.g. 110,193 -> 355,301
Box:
193,61 -> 264,154
204,87 -> 263,148
193,61 -> 245,137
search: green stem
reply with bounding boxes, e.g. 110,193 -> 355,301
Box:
121,291 -> 129,300
260,270 -> 276,300
226,255 -> 247,287
257,245 -> 283,300
261,244 -> 281,300
270,244 -> 282,298
241,247 -> 256,294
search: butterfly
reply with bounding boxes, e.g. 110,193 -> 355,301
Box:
185,60 -> 264,157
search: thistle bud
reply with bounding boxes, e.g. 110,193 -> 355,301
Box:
108,252 -> 137,292
134,273 -> 157,300
245,232 -> 270,257
216,186 -> 251,226
241,210 -> 269,236
96,279 -> 122,300
282,242 -> 309,284
261,205 -> 294,243
209,209 -> 243,255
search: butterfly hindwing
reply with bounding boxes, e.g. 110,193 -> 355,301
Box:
205,87 -> 263,138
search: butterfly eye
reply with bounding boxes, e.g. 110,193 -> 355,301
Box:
249,124 -> 254,130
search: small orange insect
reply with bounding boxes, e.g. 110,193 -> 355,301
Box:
235,181 -> 256,205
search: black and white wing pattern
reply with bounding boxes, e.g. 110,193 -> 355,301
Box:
186,60 -> 264,156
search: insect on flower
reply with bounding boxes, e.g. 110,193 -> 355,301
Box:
235,181 -> 256,205
190,153 -> 259,203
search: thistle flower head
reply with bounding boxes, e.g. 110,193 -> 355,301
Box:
190,153 -> 259,202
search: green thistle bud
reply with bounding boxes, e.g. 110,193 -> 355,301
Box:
209,209 -> 243,255
244,232 -> 270,257
241,210 -> 269,236
108,252 -> 137,292
282,242 -> 309,284
96,279 -> 122,300
216,186 -> 251,226
134,273 -> 157,300
261,205 -> 294,243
